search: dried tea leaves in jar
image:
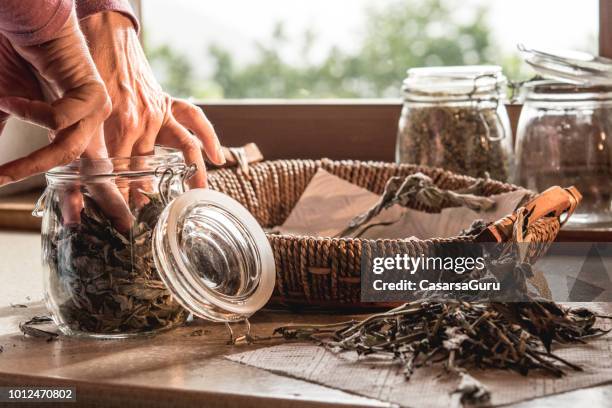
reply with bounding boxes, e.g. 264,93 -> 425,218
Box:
43,193 -> 187,335
397,105 -> 510,181
397,65 -> 513,182
515,81 -> 612,227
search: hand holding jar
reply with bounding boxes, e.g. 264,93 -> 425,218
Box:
79,10 -> 226,192
0,7 -> 111,185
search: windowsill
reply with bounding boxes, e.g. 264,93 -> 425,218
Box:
194,99 -> 522,163
196,98 -> 403,105
194,98 -> 523,107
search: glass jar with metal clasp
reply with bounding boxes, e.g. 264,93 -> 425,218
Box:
515,46 -> 612,228
396,65 -> 513,181
34,147 -> 275,339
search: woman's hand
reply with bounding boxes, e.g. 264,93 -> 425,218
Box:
79,11 -> 225,191
0,11 -> 133,231
0,11 -> 111,184
0,35 -> 44,139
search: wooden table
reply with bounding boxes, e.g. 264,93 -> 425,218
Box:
0,231 -> 610,408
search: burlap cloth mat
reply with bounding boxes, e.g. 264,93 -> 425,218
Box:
227,303 -> 612,407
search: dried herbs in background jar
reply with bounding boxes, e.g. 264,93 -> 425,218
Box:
513,46 -> 612,228
397,65 -> 514,181
515,81 -> 612,228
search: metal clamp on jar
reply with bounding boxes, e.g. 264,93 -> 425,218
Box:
34,147 -> 275,339
515,46 -> 612,229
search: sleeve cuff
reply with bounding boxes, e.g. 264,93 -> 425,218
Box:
76,0 -> 140,33
3,0 -> 72,46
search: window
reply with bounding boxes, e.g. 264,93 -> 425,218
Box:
141,0 -> 599,99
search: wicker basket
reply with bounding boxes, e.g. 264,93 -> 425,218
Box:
208,158 -> 579,309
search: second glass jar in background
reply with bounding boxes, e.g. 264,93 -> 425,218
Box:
396,65 -> 513,182
515,81 -> 612,228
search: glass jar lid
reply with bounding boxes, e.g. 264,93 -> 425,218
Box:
153,188 -> 276,323
518,44 -> 612,86
402,65 -> 507,100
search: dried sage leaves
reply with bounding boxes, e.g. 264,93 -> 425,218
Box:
397,106 -> 512,181
43,193 -> 187,336
275,300 -> 611,379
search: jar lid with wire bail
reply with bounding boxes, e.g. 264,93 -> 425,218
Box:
151,164 -> 276,329
402,65 -> 507,100
518,44 -> 612,86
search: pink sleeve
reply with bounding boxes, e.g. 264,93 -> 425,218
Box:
0,0 -> 72,46
76,0 -> 139,33
0,0 -> 139,47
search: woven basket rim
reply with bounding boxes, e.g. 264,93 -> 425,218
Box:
251,158 -> 534,244
266,232 -> 477,245
287,157 -> 522,191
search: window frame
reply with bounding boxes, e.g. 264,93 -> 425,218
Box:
600,0 -> 612,57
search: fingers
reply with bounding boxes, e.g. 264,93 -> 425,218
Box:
0,115 -> 8,136
0,81 -> 108,131
157,119 -> 207,189
128,179 -> 153,211
81,123 -> 111,161
125,154 -> 155,210
60,185 -> 83,225
171,99 -> 225,166
79,135 -> 134,233
60,179 -> 133,234
87,182 -> 134,234
0,114 -> 97,186
129,136 -> 159,210
0,97 -> 57,128
60,185 -> 83,226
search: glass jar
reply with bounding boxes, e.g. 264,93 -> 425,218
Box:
35,147 -> 275,338
515,81 -> 612,228
396,65 -> 513,181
